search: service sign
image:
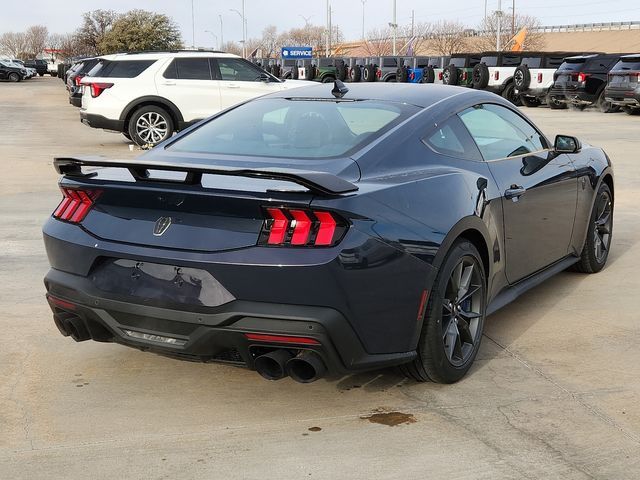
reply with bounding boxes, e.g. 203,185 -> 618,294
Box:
281,47 -> 313,59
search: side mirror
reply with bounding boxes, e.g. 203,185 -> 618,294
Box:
554,134 -> 581,153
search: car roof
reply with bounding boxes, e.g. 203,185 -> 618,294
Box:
265,82 -> 494,108
97,51 -> 240,61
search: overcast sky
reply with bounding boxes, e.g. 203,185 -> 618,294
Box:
2,0 -> 640,47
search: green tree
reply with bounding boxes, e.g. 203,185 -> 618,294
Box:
76,9 -> 118,54
98,10 -> 183,54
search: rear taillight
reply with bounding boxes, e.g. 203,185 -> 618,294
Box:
494,71 -> 500,81
376,69 -> 382,78
73,74 -> 84,86
577,72 -> 590,83
52,188 -> 102,223
537,72 -> 543,83
86,82 -> 113,98
438,72 -> 443,80
260,207 -> 347,247
462,71 -> 468,81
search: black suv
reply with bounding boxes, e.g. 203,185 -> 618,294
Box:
605,54 -> 640,115
0,60 -> 27,82
549,54 -> 624,112
24,59 -> 48,76
66,57 -> 100,107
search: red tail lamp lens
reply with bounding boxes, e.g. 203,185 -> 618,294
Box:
244,333 -> 320,345
537,72 -> 543,83
438,72 -> 443,80
87,82 -> 113,98
52,188 -> 101,223
494,71 -> 500,80
578,72 -> 589,83
262,208 -> 345,247
74,74 -> 84,86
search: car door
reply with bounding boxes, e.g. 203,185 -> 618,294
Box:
459,103 -> 578,283
155,57 -> 222,122
0,63 -> 7,80
212,57 -> 280,110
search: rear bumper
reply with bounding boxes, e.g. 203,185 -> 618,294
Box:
69,95 -> 82,108
548,86 -> 597,104
80,111 -> 125,132
605,87 -> 640,107
517,87 -> 550,98
44,267 -> 416,375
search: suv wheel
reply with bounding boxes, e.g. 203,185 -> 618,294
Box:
472,63 -> 489,89
546,94 -> 567,110
128,105 -> 174,147
624,107 -> 640,115
501,83 -> 521,105
520,96 -> 540,107
8,72 -> 20,82
321,75 -> 335,83
400,240 -> 486,383
596,90 -> 620,113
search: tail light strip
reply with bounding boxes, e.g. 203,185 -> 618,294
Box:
53,188 -> 101,223
86,82 -> 113,98
260,207 -> 347,247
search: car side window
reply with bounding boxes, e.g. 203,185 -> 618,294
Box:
216,58 -> 264,81
163,58 -> 212,80
458,104 -> 546,161
423,115 -> 483,161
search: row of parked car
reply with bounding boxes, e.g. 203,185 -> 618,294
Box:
254,52 -> 640,114
0,58 -> 53,81
60,49 -> 640,147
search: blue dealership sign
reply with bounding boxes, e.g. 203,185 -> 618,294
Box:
281,47 -> 312,59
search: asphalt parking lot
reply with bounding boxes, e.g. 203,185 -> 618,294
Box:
1,77 -> 639,479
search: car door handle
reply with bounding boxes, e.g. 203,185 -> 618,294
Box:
227,84 -> 240,88
504,185 -> 526,200
161,81 -> 176,86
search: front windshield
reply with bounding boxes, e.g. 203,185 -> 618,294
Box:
167,98 -> 419,159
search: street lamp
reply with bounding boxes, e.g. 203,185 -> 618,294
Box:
205,30 -> 218,49
219,15 -> 224,47
230,4 -> 247,58
390,0 -> 397,55
299,14 -> 313,26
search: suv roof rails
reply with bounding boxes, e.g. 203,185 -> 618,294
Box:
121,49 -> 225,55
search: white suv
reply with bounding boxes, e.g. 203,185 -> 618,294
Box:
513,53 -> 574,107
80,51 -> 315,145
471,52 -> 524,104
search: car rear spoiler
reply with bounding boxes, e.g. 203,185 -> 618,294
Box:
53,156 -> 359,196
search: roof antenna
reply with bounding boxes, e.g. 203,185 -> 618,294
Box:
331,79 -> 349,99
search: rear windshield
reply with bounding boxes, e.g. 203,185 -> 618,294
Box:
450,57 -> 466,67
481,56 -> 498,67
613,58 -> 640,71
167,98 -> 419,159
558,58 -> 586,71
88,59 -> 154,78
520,57 -> 542,68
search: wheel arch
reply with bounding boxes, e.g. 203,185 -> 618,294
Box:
120,96 -> 184,132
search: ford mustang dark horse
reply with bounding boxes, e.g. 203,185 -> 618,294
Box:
43,82 -> 614,383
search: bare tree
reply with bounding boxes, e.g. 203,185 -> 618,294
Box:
0,32 -> 29,57
476,13 -> 545,51
429,21 -> 469,56
25,25 -> 48,57
220,41 -> 242,56
75,9 -> 118,54
260,25 -> 279,58
362,27 -> 393,56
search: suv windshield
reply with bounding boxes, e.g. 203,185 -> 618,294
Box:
521,57 -> 542,68
480,56 -> 498,67
558,58 -> 587,72
168,98 -> 419,159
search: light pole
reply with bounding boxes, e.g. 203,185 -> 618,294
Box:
299,14 -> 312,26
230,5 -> 247,58
191,0 -> 195,47
496,0 -> 503,51
325,0 -> 330,57
219,15 -> 224,47
205,30 -> 218,49
388,0 -> 397,56
361,0 -> 366,40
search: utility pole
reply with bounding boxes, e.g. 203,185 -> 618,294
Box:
392,0 -> 397,56
219,15 -> 224,47
512,0 -> 516,35
361,0 -> 366,40
329,6 -> 333,56
242,0 -> 246,58
191,0 -> 195,47
326,0 -> 330,57
411,9 -> 415,38
496,0 -> 502,51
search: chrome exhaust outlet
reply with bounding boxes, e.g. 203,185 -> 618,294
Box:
254,349 -> 294,380
286,351 -> 327,384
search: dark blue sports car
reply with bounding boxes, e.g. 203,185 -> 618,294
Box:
43,82 -> 614,384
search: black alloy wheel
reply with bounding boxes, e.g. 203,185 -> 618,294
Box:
573,183 -> 613,273
501,83 -> 522,106
400,240 -> 486,383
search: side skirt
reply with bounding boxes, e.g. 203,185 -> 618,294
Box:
487,255 -> 579,316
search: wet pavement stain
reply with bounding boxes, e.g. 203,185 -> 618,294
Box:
361,409 -> 416,427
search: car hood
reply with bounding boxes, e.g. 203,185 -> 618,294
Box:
279,79 -> 317,90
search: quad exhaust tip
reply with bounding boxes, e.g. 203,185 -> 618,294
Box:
254,349 -> 294,381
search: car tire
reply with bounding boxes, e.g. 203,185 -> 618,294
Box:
547,94 -> 567,109
39,73 -> 44,76
472,63 -> 489,89
349,65 -> 362,82
623,107 -> 640,115
305,65 -> 317,81
51,72 -> 58,78
8,72 -> 20,82
321,75 -> 335,83
127,105 -> 174,147
596,90 -> 620,113
384,75 -> 396,82
520,96 -> 540,107
400,240 -> 486,383
572,183 -> 613,274
501,83 -> 521,105
442,65 -> 459,85
513,65 -> 531,91
396,66 -> 408,83
336,62 -> 347,81
364,64 -> 376,82
292,67 -> 299,80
